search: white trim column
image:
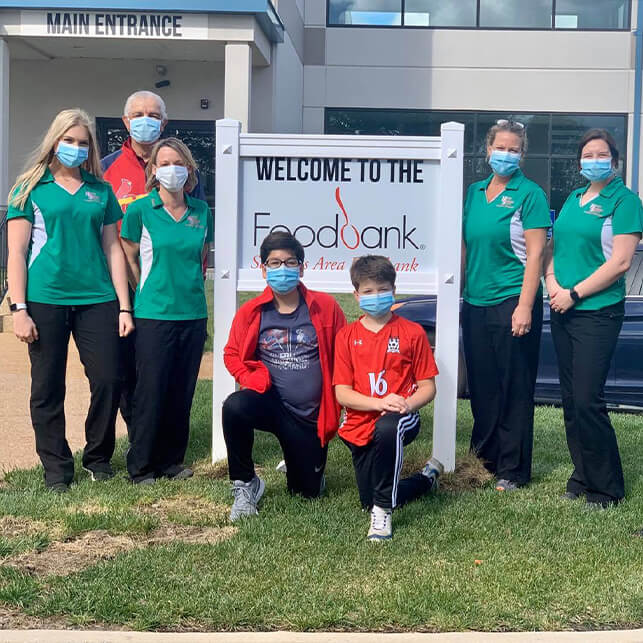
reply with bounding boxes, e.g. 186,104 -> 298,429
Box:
0,39 -> 9,207
224,42 -> 252,133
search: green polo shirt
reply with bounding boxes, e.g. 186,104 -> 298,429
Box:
463,169 -> 551,306
121,189 -> 213,321
553,176 -> 643,311
6,168 -> 122,305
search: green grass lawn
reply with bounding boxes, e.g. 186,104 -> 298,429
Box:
1,392 -> 642,632
1,288 -> 642,632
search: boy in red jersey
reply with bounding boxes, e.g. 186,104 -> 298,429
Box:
333,255 -> 443,541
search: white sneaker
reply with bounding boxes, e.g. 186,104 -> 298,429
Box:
367,505 -> 392,542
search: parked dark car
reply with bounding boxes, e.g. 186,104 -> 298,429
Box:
394,251 -> 643,409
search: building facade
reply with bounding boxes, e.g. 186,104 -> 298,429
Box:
0,0 -> 641,214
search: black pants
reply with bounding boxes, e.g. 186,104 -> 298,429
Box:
461,296 -> 543,485
344,412 -> 431,511
118,286 -> 136,440
27,300 -> 121,487
550,302 -> 625,504
222,389 -> 327,498
127,318 -> 206,482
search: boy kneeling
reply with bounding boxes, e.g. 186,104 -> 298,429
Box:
333,255 -> 443,541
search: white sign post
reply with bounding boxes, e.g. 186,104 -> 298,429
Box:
213,120 -> 464,471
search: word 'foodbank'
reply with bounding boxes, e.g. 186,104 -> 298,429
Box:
253,212 -> 420,251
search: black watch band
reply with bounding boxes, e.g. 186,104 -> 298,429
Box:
119,309 -> 133,314
570,287 -> 581,303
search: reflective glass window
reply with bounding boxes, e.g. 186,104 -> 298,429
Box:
478,0 -> 552,28
328,0 -> 402,26
404,0 -> 476,27
555,0 -> 629,29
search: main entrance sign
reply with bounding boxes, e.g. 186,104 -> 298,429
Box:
213,120 -> 464,470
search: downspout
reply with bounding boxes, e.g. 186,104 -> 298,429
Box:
631,0 -> 643,193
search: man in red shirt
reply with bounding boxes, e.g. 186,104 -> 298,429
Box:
334,255 -> 443,541
223,231 -> 346,521
102,90 -> 206,437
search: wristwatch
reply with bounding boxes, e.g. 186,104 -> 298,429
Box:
570,287 -> 581,303
9,302 -> 27,312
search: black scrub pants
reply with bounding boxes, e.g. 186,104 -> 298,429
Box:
118,287 -> 136,440
344,412 -> 432,510
550,301 -> 625,505
222,388 -> 327,498
27,300 -> 121,487
461,295 -> 543,485
127,318 -> 206,482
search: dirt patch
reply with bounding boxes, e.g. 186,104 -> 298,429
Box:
0,515 -> 64,541
137,495 -> 229,526
146,524 -> 237,546
5,530 -> 137,577
400,452 -> 493,493
0,604 -> 71,630
191,457 -> 266,481
441,453 -> 494,493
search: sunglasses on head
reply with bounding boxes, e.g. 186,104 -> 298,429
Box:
496,119 -> 525,130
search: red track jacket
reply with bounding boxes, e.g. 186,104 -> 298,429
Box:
223,283 -> 346,446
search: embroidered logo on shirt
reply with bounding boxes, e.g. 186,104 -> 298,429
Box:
586,203 -> 604,216
353,339 -> 363,346
186,215 -> 204,229
84,190 -> 100,203
387,337 -> 400,354
498,195 -> 515,209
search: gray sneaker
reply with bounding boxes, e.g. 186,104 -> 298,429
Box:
367,505 -> 392,542
230,476 -> 265,522
495,479 -> 520,492
421,456 -> 444,492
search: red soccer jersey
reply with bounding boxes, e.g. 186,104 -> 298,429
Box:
333,313 -> 439,446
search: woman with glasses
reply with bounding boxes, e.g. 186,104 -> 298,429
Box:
544,129 -> 642,508
120,137 -> 212,485
461,119 -> 551,492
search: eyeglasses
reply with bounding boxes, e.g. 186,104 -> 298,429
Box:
264,258 -> 301,269
496,119 -> 525,130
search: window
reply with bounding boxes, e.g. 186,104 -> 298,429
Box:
479,0 -> 551,29
327,0 -> 631,30
325,108 -> 628,215
555,0 -> 629,30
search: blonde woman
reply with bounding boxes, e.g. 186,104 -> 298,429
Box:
6,108 -> 134,493
121,138 -> 212,485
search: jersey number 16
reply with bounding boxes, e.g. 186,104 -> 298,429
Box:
368,370 -> 388,396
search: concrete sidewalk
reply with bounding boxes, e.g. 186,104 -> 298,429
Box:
0,631 -> 642,642
0,333 -> 213,474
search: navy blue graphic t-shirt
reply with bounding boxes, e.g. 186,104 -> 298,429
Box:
258,299 -> 322,422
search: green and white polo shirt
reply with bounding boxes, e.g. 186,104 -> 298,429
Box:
553,176 -> 643,311
6,168 -> 122,305
463,169 -> 551,307
120,189 -> 213,321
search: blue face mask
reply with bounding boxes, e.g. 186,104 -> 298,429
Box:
266,265 -> 300,294
55,141 -> 89,168
489,150 -> 521,177
580,158 -> 613,182
359,291 -> 395,317
129,116 -> 162,144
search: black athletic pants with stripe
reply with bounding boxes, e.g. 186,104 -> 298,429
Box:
550,302 -> 625,504
127,318 -> 206,482
27,300 -> 121,487
461,296 -> 542,486
118,286 -> 136,440
222,388 -> 327,498
344,412 -> 431,511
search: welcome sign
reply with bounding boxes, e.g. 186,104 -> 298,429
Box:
213,121 -> 465,472
240,156 -> 438,289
